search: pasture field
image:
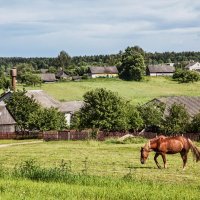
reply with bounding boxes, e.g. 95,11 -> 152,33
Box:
0,139 -> 199,199
19,77 -> 200,104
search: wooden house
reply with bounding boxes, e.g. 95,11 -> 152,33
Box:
147,64 -> 175,76
89,66 -> 118,78
55,70 -> 69,79
39,73 -> 56,82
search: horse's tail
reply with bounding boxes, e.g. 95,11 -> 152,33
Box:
188,139 -> 200,162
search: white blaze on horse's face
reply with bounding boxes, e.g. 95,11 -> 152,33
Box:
140,147 -> 150,164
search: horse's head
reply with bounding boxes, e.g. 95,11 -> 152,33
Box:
140,147 -> 150,164
140,141 -> 151,164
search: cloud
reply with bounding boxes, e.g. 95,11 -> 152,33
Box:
0,0 -> 200,56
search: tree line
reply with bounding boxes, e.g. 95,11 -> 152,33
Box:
1,47 -> 200,71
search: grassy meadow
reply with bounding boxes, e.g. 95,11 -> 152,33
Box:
19,77 -> 200,104
0,140 -> 199,199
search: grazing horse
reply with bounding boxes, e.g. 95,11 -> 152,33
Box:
140,135 -> 200,169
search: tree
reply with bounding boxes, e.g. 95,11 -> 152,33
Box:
119,47 -> 146,81
163,103 -> 190,135
57,51 -> 71,68
127,104 -> 144,132
189,113 -> 200,133
137,102 -> 165,132
0,75 -> 11,91
29,107 -> 67,131
20,73 -> 41,86
172,69 -> 200,83
5,90 -> 40,131
75,88 -> 129,131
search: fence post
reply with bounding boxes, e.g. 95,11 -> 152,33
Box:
68,131 -> 71,140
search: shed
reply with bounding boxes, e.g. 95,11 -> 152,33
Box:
147,64 -> 175,76
89,66 -> 118,78
0,101 -> 16,133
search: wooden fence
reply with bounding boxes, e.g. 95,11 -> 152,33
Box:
0,130 -> 199,141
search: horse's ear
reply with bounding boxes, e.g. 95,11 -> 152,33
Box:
141,147 -> 143,150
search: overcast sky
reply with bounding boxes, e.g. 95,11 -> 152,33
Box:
0,0 -> 200,57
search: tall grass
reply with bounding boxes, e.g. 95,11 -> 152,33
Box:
0,159 -> 199,199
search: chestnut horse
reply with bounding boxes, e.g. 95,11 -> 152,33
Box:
140,135 -> 200,169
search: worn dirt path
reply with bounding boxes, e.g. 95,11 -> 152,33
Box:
0,140 -> 43,148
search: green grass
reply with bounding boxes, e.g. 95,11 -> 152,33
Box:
0,140 -> 200,199
18,77 -> 200,104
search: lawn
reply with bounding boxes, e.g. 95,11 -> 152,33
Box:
0,140 -> 199,199
19,77 -> 200,104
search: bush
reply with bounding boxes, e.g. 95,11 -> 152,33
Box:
189,113 -> 200,133
173,69 -> 200,83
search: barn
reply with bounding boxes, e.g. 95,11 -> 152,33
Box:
147,64 -> 175,76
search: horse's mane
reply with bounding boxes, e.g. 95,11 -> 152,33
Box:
144,135 -> 166,151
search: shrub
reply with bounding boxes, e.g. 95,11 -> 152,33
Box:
173,69 -> 200,83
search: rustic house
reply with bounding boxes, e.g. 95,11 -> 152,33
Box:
0,101 -> 16,133
26,90 -> 60,108
185,62 -> 200,72
39,73 -> 56,82
147,64 -> 175,76
89,66 -> 118,78
55,70 -> 69,79
26,90 -> 83,126
148,96 -> 200,118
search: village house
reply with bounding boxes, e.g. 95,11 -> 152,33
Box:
26,90 -> 83,126
148,96 -> 200,118
55,70 -> 69,80
39,73 -> 56,82
147,64 -> 175,76
89,66 -> 118,78
185,62 -> 200,72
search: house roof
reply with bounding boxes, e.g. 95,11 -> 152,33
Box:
38,73 -> 56,82
59,101 -> 84,113
89,66 -> 118,74
26,90 -> 60,108
185,62 -> 200,69
148,65 -> 175,73
55,71 -> 69,78
151,96 -> 200,117
0,103 -> 16,125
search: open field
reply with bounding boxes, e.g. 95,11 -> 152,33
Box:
19,77 -> 200,104
0,139 -> 199,199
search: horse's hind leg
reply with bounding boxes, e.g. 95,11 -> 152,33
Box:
180,151 -> 188,170
154,153 -> 161,169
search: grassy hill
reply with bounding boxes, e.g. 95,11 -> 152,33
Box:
19,77 -> 200,105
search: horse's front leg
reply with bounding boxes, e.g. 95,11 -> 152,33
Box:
161,153 -> 167,169
154,152 -> 161,169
